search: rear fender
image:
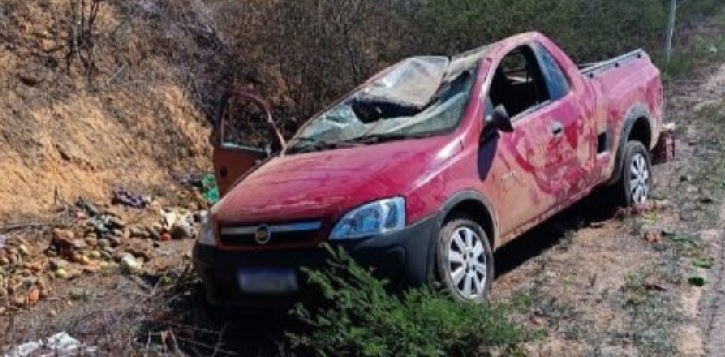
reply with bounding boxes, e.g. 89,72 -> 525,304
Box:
607,104 -> 652,185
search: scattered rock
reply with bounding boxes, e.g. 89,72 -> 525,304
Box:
81,264 -> 100,274
76,255 -> 91,266
12,295 -> 26,307
49,258 -> 69,270
160,232 -> 172,241
645,231 -> 662,244
71,239 -> 87,250
77,197 -> 101,217
52,228 -> 75,242
70,288 -> 90,301
126,246 -> 151,260
67,268 -> 82,279
54,268 -> 69,279
21,276 -> 39,286
686,185 -> 699,194
171,220 -> 194,240
85,237 -> 97,247
97,238 -> 111,249
147,223 -> 163,240
120,254 -> 142,274
27,288 -> 41,306
18,244 -> 30,256
107,236 -> 121,247
108,217 -> 125,229
129,226 -> 148,238
632,202 -> 655,215
653,199 -> 670,209
0,255 -> 9,266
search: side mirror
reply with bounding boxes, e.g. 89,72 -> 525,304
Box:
486,105 -> 514,133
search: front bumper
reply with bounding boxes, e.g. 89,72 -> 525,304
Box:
192,214 -> 440,309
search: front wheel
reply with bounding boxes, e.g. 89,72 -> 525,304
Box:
614,141 -> 653,206
435,216 -> 494,302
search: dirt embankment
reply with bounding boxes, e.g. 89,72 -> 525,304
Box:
0,0 -> 221,219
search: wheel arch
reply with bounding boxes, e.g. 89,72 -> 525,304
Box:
608,104 -> 653,185
440,190 -> 498,248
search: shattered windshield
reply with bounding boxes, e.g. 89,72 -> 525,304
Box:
287,49 -> 485,153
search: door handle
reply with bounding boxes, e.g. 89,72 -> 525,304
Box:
551,121 -> 564,138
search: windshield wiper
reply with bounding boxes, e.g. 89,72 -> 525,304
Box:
339,133 -> 430,144
286,137 -> 361,154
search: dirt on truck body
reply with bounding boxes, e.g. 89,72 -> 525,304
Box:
194,32 -> 675,308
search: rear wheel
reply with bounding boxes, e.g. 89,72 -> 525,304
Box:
435,216 -> 494,302
613,141 -> 652,206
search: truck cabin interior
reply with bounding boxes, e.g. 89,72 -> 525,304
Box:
489,44 -> 569,118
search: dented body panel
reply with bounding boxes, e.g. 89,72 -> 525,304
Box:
198,33 -> 665,303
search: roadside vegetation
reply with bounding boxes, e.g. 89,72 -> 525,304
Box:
288,246 -> 527,357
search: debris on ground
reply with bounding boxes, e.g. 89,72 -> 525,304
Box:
0,189 -> 203,311
3,331 -> 97,357
644,230 -> 663,244
111,188 -> 148,209
180,172 -> 219,205
120,254 -> 143,274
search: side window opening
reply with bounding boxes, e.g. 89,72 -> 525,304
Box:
489,45 -> 550,118
218,94 -> 276,153
534,44 -> 571,101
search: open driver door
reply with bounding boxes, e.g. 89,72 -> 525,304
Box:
212,89 -> 285,197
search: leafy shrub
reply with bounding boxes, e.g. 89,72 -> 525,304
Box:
412,0 -> 668,62
288,246 -> 525,357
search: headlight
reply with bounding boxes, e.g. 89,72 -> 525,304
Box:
330,197 -> 406,240
197,211 -> 216,246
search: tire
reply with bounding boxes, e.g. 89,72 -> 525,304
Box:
435,216 -> 494,302
612,141 -> 653,206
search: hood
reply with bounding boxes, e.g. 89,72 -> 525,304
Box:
213,136 -> 461,224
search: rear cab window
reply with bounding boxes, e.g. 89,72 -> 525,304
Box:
533,43 -> 571,101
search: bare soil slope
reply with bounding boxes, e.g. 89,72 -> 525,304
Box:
0,0 -> 220,218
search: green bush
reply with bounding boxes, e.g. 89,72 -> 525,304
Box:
412,0 -> 668,62
287,246 -> 525,357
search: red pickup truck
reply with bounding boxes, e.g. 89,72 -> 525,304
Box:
193,32 -> 673,306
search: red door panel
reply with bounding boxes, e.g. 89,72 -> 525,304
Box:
213,90 -> 285,197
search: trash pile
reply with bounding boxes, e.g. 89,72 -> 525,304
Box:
3,331 -> 96,357
181,173 -> 220,205
0,175 -> 218,312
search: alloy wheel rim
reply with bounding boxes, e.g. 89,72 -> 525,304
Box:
447,227 -> 487,299
629,153 -> 650,204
